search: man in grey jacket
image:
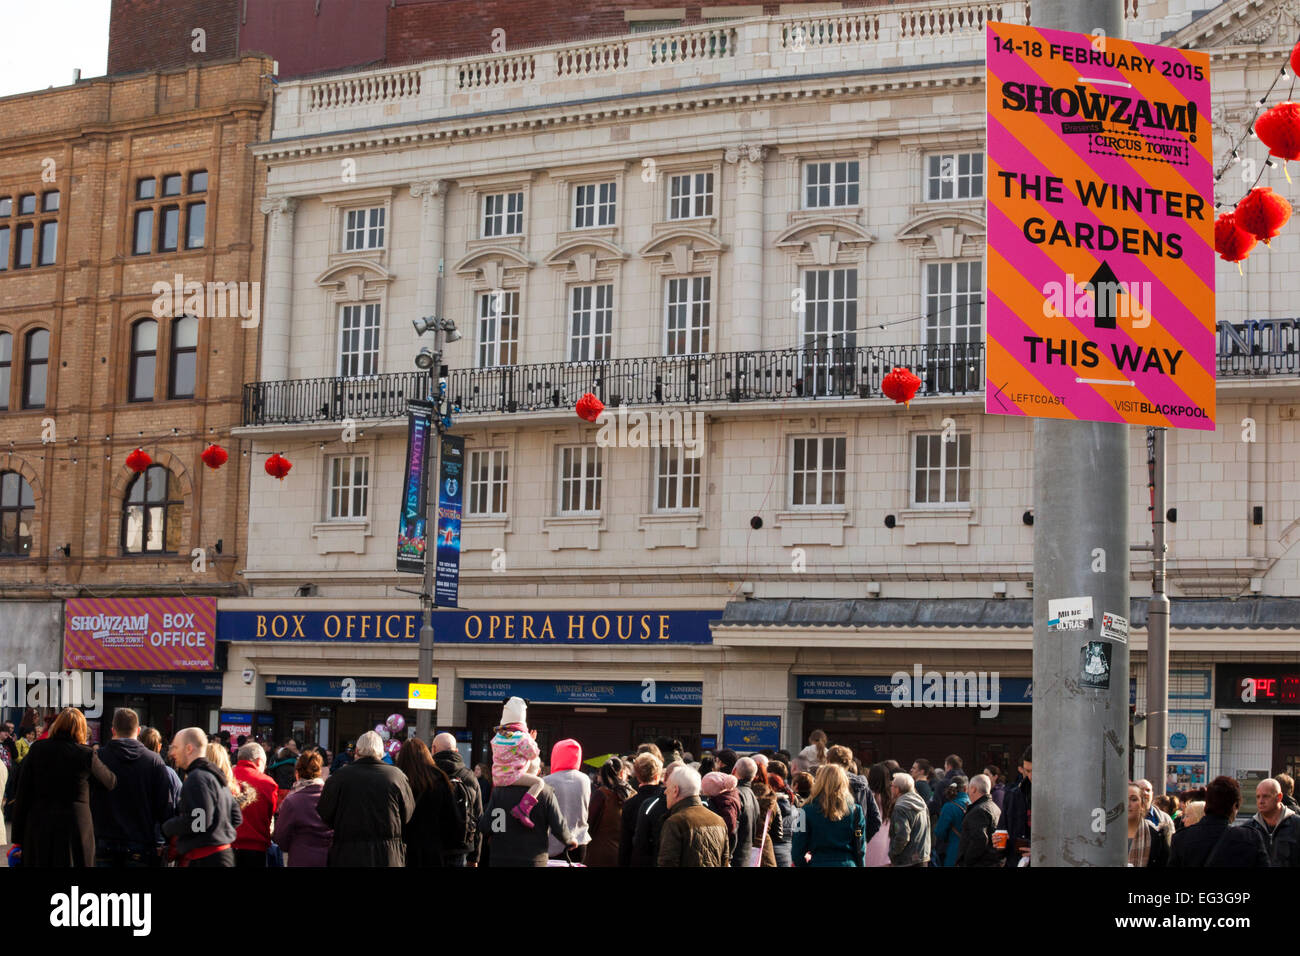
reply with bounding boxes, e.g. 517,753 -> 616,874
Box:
888,772 -> 931,866
1243,778 -> 1299,867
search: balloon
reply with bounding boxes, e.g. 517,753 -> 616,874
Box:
374,724 -> 391,741
385,739 -> 402,757
386,713 -> 406,734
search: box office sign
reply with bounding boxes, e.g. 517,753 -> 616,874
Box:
64,597 -> 217,671
985,22 -> 1215,430
464,678 -> 703,706
219,609 -> 717,645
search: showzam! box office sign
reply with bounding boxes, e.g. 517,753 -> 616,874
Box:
986,22 -> 1215,430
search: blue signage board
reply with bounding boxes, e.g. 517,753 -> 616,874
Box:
700,735 -> 718,751
797,674 -> 1136,705
219,609 -> 716,646
723,714 -> 781,751
464,678 -> 702,707
220,711 -> 252,724
434,434 -> 465,607
264,676 -> 416,701
102,671 -> 223,696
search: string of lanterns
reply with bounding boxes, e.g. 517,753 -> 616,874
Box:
1214,37 -> 1300,268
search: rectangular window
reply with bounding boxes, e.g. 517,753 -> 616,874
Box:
482,192 -> 524,237
664,276 -> 711,356
189,171 -> 208,193
667,172 -> 714,220
569,284 -> 614,362
42,191 -> 60,213
477,290 -> 519,368
133,208 -> 154,255
338,303 -> 382,377
558,445 -> 602,515
186,202 -> 206,249
136,178 -> 156,201
0,197 -> 11,216
655,445 -> 701,512
468,449 -> 509,516
927,152 -> 984,201
18,195 -> 35,215
15,224 -> 33,268
343,207 -> 385,251
912,432 -> 972,506
923,260 -> 983,393
38,221 -> 58,266
159,206 -> 180,252
791,436 -> 846,507
327,455 -> 370,519
800,268 -> 857,395
0,227 -> 8,271
804,160 -> 860,208
162,174 -> 182,197
573,182 -> 616,228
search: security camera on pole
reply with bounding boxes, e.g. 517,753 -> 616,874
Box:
401,259 -> 463,746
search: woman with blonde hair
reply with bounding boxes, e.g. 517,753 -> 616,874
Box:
791,763 -> 867,867
1181,801 -> 1206,827
795,729 -> 828,773
206,742 -> 256,810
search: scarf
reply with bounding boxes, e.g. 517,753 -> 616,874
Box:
1127,819 -> 1151,867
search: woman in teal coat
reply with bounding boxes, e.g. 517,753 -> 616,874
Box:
931,776 -> 969,866
792,764 -> 866,867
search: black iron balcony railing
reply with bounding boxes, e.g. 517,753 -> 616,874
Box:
241,337 -> 1299,427
242,343 -> 983,426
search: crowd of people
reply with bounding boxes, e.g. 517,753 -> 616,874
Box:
0,702 -> 1295,867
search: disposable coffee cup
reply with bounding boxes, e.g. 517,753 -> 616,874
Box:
992,829 -> 1008,849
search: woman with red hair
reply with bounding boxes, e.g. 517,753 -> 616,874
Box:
11,708 -> 117,866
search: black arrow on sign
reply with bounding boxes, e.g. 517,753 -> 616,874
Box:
1088,261 -> 1122,330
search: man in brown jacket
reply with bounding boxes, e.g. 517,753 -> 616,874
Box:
658,765 -> 730,867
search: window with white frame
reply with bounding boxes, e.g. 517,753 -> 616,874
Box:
800,268 -> 858,396
667,172 -> 714,220
343,207 -> 385,251
327,454 -> 370,519
926,152 -> 984,201
664,276 -> 711,356
923,260 -> 982,393
482,192 -> 524,237
912,431 -> 971,506
476,290 -> 519,368
557,445 -> 602,515
338,303 -> 381,377
573,182 -> 617,229
468,449 -> 509,516
569,284 -> 614,362
790,436 -> 846,508
654,445 -> 701,512
804,160 -> 860,208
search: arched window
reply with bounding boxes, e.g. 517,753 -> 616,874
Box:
122,464 -> 183,554
0,471 -> 34,557
23,328 -> 49,409
169,315 -> 197,399
0,332 -> 11,411
129,319 -> 157,402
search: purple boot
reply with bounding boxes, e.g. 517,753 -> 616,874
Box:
511,792 -> 538,828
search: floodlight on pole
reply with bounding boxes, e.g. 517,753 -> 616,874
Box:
415,347 -> 436,370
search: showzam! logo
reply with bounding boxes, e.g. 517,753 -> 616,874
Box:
999,83 -> 1198,136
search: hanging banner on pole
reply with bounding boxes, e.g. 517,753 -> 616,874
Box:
985,22 -> 1215,431
396,401 -> 436,575
433,434 -> 464,607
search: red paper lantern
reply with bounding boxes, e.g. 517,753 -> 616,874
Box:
1256,101 -> 1300,162
1235,186 -> 1292,244
125,448 -> 152,473
200,444 -> 229,470
1291,38 -> 1300,78
882,367 -> 922,406
264,453 -> 293,480
575,393 -> 605,423
1214,212 -> 1257,263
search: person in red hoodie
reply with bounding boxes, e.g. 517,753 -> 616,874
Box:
232,742 -> 280,867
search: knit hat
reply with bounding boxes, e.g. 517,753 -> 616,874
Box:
550,738 -> 583,772
701,771 -> 738,797
500,696 -> 527,726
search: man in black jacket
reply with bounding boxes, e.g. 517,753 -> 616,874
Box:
163,728 -> 241,867
432,732 -> 482,866
621,752 -> 665,866
957,774 -> 1003,867
317,730 -> 415,866
1169,775 -> 1270,867
732,756 -> 760,867
1002,746 -> 1032,867
90,708 -> 177,867
633,758 -> 681,866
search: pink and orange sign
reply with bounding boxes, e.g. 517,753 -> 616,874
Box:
63,597 -> 217,671
985,22 -> 1215,430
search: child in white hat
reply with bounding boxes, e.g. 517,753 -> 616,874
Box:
491,696 -> 545,827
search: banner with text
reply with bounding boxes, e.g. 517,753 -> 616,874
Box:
396,401 -> 435,574
986,22 -> 1214,430
63,597 -> 217,671
434,434 -> 465,607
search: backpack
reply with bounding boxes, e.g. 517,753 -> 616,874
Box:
446,773 -> 477,851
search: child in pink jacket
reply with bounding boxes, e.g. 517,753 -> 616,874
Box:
491,696 -> 545,827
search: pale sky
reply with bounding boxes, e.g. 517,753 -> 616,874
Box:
0,0 -> 111,99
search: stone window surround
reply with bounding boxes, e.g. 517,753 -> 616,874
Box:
460,170 -> 537,248
552,160 -> 630,236
541,429 -> 607,550
321,187 -> 396,267
647,251 -> 721,357
463,430 -> 517,554
899,131 -> 984,208
771,416 -> 852,548
311,438 -> 375,554
775,141 -> 873,220
654,155 -> 723,228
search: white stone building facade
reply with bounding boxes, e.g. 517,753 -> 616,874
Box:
228,0 -> 1300,785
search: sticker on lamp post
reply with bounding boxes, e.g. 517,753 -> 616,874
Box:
1100,610 -> 1129,644
1080,641 -> 1112,689
408,682 -> 438,711
1047,595 -> 1094,632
